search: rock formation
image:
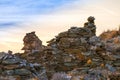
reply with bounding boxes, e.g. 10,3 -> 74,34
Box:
0,51 -> 48,80
22,31 -> 44,53
20,17 -> 120,79
0,16 -> 120,80
84,16 -> 96,36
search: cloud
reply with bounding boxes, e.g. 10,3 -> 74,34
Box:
0,0 -> 78,30
0,22 -> 19,28
0,0 -> 76,22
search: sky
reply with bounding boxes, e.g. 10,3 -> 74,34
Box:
0,0 -> 120,53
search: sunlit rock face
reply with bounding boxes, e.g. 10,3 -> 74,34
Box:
22,31 -> 44,53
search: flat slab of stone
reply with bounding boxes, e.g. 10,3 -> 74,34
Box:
14,69 -> 31,75
2,59 -> 22,65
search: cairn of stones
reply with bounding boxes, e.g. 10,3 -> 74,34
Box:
0,16 -> 120,80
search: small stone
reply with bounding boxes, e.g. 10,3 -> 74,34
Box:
64,56 -> 72,62
3,65 -> 20,70
87,59 -> 92,64
14,69 -> 31,75
2,59 -> 21,65
64,62 -> 77,67
2,70 -> 14,75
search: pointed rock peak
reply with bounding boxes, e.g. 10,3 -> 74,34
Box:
22,31 -> 44,53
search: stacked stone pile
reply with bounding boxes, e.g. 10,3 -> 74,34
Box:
7,16 -> 120,79
22,31 -> 44,53
0,51 -> 48,80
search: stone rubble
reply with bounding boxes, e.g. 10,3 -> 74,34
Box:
0,16 -> 120,80
0,51 -> 48,80
19,17 -> 120,80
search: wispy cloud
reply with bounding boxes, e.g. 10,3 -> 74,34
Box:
0,0 -> 76,24
0,22 -> 18,27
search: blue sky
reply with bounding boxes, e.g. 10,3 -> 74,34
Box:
0,0 -> 77,28
0,0 -> 120,53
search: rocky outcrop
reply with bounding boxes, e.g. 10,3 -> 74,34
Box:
1,16 -> 120,80
84,16 -> 96,36
0,52 -> 48,80
48,16 -> 96,53
19,17 -> 120,80
22,31 -> 44,53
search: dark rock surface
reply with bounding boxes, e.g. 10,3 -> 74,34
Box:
0,52 -> 48,80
